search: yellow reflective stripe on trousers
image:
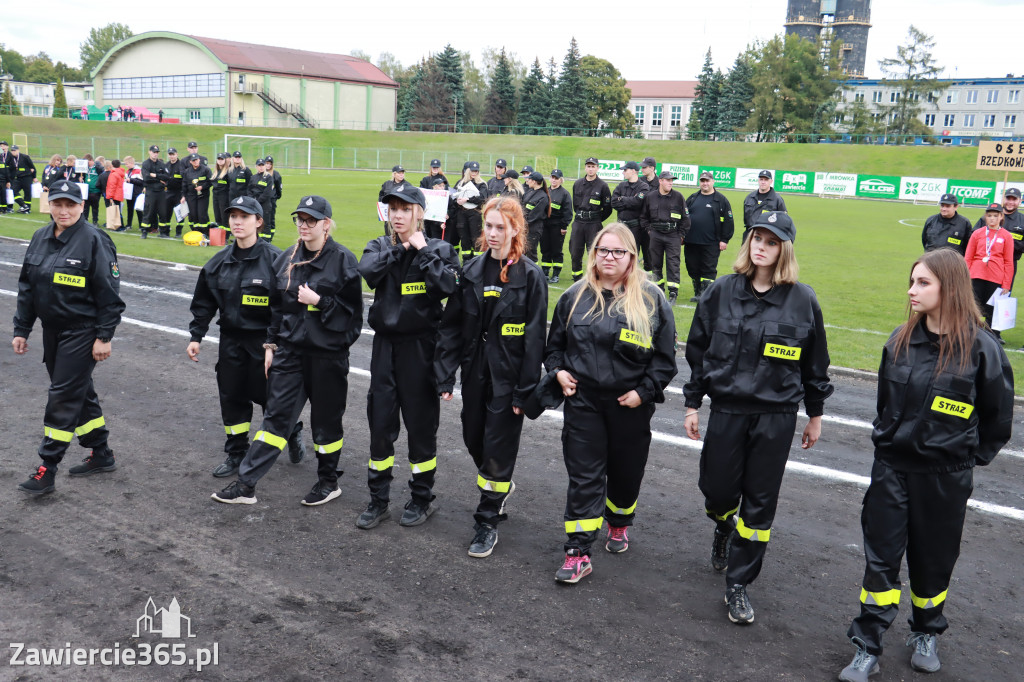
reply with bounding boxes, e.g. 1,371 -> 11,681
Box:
606,498 -> 637,515
44,426 -> 74,442
735,516 -> 771,542
74,416 -> 106,436
564,518 -> 603,534
368,456 -> 395,471
911,589 -> 947,609
707,505 -> 739,522
224,422 -> 251,436
860,587 -> 901,607
314,438 -> 344,454
477,475 -> 510,493
411,458 -> 437,474
254,430 -> 287,450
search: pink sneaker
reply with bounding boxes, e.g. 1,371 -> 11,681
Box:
605,525 -> 629,553
554,550 -> 592,583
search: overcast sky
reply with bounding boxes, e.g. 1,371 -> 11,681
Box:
1,1 -> 1016,82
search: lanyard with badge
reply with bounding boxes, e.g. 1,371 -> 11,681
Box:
984,228 -> 997,263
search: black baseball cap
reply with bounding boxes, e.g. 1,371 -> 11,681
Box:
658,171 -> 676,180
0,140 -> 7,145
392,165 -> 405,173
495,158 -> 507,168
468,161 -> 480,171
550,169 -> 564,178
430,158 -> 441,168
985,202 -> 1004,213
187,141 -> 198,148
699,171 -> 714,180
188,154 -> 200,162
528,171 -> 544,183
292,195 -> 332,220
149,145 -> 160,153
751,211 -> 796,242
232,151 -> 242,158
505,169 -> 520,180
381,183 -> 426,209
1005,187 -> 1022,199
216,152 -> 226,160
10,145 -> 19,151
168,148 -> 178,155
641,157 -> 656,168
256,158 -> 265,165
227,196 -> 264,217
758,170 -> 772,179
520,165 -> 534,174
585,157 -> 599,165
430,176 -> 447,186
939,193 -> 958,205
621,161 -> 641,171
265,155 -> 274,163
47,180 -> 85,203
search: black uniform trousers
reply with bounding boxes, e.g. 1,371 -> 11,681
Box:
562,391 -> 654,554
540,224 -> 566,276
124,193 -> 141,229
85,192 -> 101,223
12,176 -> 33,210
525,219 -> 544,263
569,220 -> 602,280
684,242 -> 720,294
649,229 -> 682,293
185,194 -> 211,234
38,328 -> 110,466
847,460 -> 973,655
237,345 -> 348,488
699,410 -> 796,587
971,278 -> 1001,329
455,208 -> 482,264
158,192 -> 176,236
212,192 -> 229,228
141,189 -> 163,235
258,200 -> 274,241
266,199 -> 277,238
637,223 -> 652,272
366,334 -> 440,506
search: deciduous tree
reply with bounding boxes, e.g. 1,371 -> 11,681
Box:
79,23 -> 133,76
580,55 -> 634,137
877,25 -> 943,137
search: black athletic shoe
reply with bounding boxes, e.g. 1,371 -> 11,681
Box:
468,524 -> 498,558
551,274 -> 559,284
69,449 -> 116,476
18,206 -> 31,214
356,500 -> 391,529
212,455 -> 242,478
300,481 -> 341,507
288,422 -> 306,464
399,499 -> 436,526
668,290 -> 678,305
140,229 -> 148,239
725,584 -> 755,624
18,465 -> 56,495
211,480 -> 257,504
712,528 -> 731,572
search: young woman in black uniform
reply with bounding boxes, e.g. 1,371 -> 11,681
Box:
838,249 -> 1013,682
436,196 -> 547,558
210,153 -> 231,229
356,185 -> 460,529
545,223 -> 677,583
212,195 -> 363,507
227,152 -> 252,203
683,211 -> 833,625
522,171 -> 551,263
450,162 -> 489,265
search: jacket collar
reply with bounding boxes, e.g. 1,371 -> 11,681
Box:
51,216 -> 87,243
737,276 -> 786,305
463,254 -> 527,289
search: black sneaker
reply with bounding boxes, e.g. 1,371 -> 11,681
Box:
300,481 -> 341,507
355,500 -> 391,529
288,422 -> 306,464
712,528 -> 731,572
468,524 -> 498,558
18,465 -> 56,495
140,229 -> 148,239
211,480 -> 257,504
399,499 -> 436,526
212,455 -> 242,478
18,206 -> 31,214
725,584 -> 754,624
668,291 -> 678,304
69,449 -> 116,476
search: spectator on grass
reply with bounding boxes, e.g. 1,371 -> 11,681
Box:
964,203 -> 1014,342
742,170 -> 787,237
84,155 -> 102,224
41,155 -> 64,189
106,159 -> 126,231
922,193 -> 971,257
96,160 -> 111,226
123,156 -> 144,231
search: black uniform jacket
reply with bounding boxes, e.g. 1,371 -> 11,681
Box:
872,323 -> 1013,473
435,256 -> 548,406
485,175 -> 507,198
141,158 -> 169,192
684,273 -> 833,416
611,179 -> 650,224
267,238 -> 363,355
165,159 -> 184,196
8,152 -> 36,179
181,164 -> 213,199
742,188 -> 787,230
359,236 -> 460,337
641,189 -> 691,238
420,173 -> 449,190
572,177 -> 612,222
545,281 -> 678,405
14,216 -> 124,339
211,170 -> 230,196
228,167 -> 253,201
188,240 -> 283,342
41,165 -> 63,189
271,170 -> 282,200
921,212 -> 972,255
522,187 -> 550,227
378,179 -> 415,203
545,185 -> 573,231
974,210 -> 1024,259
685,189 -> 735,244
0,151 -> 8,185
249,172 -> 275,203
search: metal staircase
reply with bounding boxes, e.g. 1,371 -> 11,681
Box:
244,83 -> 318,128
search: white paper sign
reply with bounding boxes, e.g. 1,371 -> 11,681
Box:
75,159 -> 88,174
422,188 -> 449,222
123,182 -> 134,200
5,189 -> 13,204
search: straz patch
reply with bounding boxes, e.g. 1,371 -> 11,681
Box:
589,198 -> 601,205
764,343 -> 801,360
402,282 -> 427,295
242,295 -> 269,306
110,262 -> 119,278
947,237 -> 961,245
931,396 -> 973,419
53,272 -> 85,287
1014,233 -> 1023,241
619,328 -> 651,348
670,212 -> 682,219
307,304 -> 320,311
501,323 -> 525,336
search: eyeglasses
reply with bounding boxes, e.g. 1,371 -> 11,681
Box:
595,247 -> 629,260
293,216 -> 320,227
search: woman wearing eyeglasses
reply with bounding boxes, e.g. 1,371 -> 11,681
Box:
544,223 -> 677,583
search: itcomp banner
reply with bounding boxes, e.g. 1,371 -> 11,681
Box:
945,180 -> 996,206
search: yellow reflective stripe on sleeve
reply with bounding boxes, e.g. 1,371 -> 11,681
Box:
411,458 -> 437,474
224,422 -> 251,435
44,426 -> 74,442
930,396 -> 973,419
368,456 -> 395,471
565,518 -> 604,533
314,438 -> 344,454
53,272 -> 86,287
706,505 -> 740,522
735,516 -> 771,542
606,498 -> 637,515
860,587 -> 901,607
254,430 -> 288,450
477,475 -> 510,493
402,282 -> 426,295
74,416 -> 106,436
910,589 -> 947,609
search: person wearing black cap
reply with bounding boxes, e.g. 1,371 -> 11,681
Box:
922,194 -> 971,256
523,171 -> 551,261
486,158 -> 508,198
122,156 -> 145,231
450,161 -> 490,264
542,169 -> 573,283
12,180 -> 126,495
500,169 -> 524,201
163,148 -> 185,238
683,210 -> 832,625
640,171 -> 690,303
186,195 -> 306,478
210,153 -> 232,229
356,184 -> 461,529
742,170 -> 787,235
181,153 -> 213,235
140,145 -> 170,239
685,171 -> 735,301
7,145 -> 37,214
973,187 -> 1024,287
637,157 -> 658,268
227,152 -> 252,204
569,157 -> 613,281
420,159 -> 448,191
378,165 -> 413,204
611,161 -> 651,266
249,160 -> 276,241
519,165 -> 534,185
213,195 -> 363,507
265,156 -> 283,241
186,141 -> 208,167
0,140 -> 11,214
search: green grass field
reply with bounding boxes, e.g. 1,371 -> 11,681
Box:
3,167 -> 1022,392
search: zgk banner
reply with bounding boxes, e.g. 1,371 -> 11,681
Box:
776,170 -> 814,194
661,163 -> 699,186
899,177 -> 948,202
855,175 -> 900,200
697,166 -> 735,189
813,172 -> 858,197
597,160 -> 625,182
946,180 -> 996,206
735,168 -> 771,191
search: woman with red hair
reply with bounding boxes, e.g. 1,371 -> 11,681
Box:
436,196 -> 548,559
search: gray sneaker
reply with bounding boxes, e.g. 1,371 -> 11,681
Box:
839,638 -> 879,682
907,632 -> 940,673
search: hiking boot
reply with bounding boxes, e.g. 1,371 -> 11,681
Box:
211,480 -> 256,504
555,549 -> 592,584
399,498 -> 436,526
907,632 -> 940,673
140,229 -> 148,239
300,480 -> 341,507
288,421 -> 306,464
212,454 -> 242,478
668,290 -> 678,304
839,638 -> 880,682
725,584 -> 754,624
69,448 -> 116,476
712,528 -> 731,571
468,524 -> 498,558
605,525 -> 629,553
18,465 -> 56,495
356,500 -> 391,529
498,480 -> 516,516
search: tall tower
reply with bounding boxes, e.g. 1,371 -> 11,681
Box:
785,0 -> 871,78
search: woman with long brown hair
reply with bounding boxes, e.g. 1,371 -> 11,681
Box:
838,248 -> 1013,681
436,196 -> 548,558
211,153 -> 232,228
522,171 -> 551,263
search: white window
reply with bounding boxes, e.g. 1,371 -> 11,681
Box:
871,91 -> 882,103
651,105 -> 662,127
34,86 -> 44,97
924,114 -> 936,126
189,110 -> 201,123
987,89 -> 999,104
944,114 -> 955,126
889,92 -> 899,103
14,85 -> 23,96
964,114 -> 975,127
103,74 -> 225,99
237,111 -> 245,126
984,114 -> 996,128
854,92 -> 865,102
945,91 -> 958,104
966,90 -> 978,104
670,105 -> 681,126
238,74 -> 246,87
634,105 -> 645,125
1007,115 -> 1018,128
871,112 -> 883,121
1009,90 -> 1021,104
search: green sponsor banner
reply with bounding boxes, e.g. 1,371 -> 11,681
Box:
856,174 -> 900,200
947,179 -> 997,206
776,170 -> 814,194
698,166 -> 735,189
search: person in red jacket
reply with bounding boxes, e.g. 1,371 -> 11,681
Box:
964,203 -> 1014,340
104,160 -> 126,231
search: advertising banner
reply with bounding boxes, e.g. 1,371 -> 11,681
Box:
899,177 -> 948,202
946,179 -> 997,206
597,160 -> 624,182
776,170 -> 815,194
813,172 -> 858,196
855,174 -> 900,200
661,163 -> 699,187
977,141 -> 1024,171
697,166 -> 735,189
735,168 -> 770,191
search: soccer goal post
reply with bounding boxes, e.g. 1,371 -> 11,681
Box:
223,134 -> 312,174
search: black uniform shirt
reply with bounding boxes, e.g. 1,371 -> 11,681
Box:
378,179 -> 415,202
141,158 -> 169,191
482,255 -> 503,327
211,170 -> 231,196
522,187 -> 550,226
611,179 -> 650,224
165,159 -> 184,194
686,194 -> 717,245
249,172 -> 275,203
486,175 -> 507,198
182,164 -> 213,198
571,177 -> 612,222
742,188 -> 787,230
685,189 -> 735,246
922,212 -> 973,255
545,185 -> 574,230
9,153 -> 36,179
228,167 -> 253,201
640,189 -> 691,238
420,173 -> 449,190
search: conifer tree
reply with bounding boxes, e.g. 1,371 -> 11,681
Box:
484,48 -> 518,132
551,38 -> 588,135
